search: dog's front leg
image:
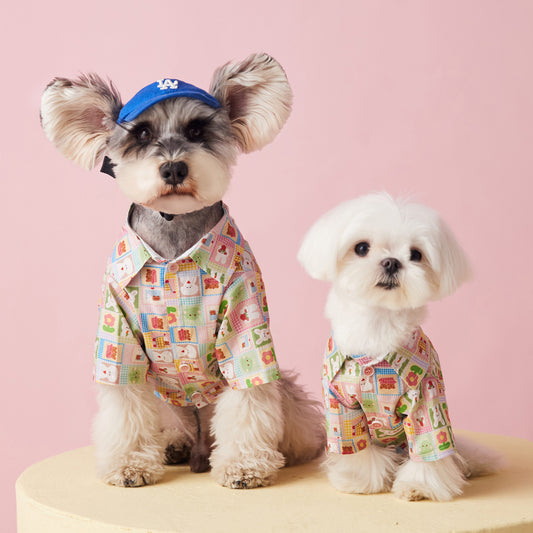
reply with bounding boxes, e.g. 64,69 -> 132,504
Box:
210,382 -> 285,488
93,383 -> 166,487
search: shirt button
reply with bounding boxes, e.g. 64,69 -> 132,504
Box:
168,263 -> 178,273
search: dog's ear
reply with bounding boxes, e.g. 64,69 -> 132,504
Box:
209,53 -> 292,153
40,74 -> 122,170
298,201 -> 357,282
430,218 -> 472,299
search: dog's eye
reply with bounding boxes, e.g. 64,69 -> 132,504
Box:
355,242 -> 370,257
185,120 -> 205,142
410,248 -> 423,262
132,125 -> 153,144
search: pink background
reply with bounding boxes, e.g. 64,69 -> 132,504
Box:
3,1 -> 533,529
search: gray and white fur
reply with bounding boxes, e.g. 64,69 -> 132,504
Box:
41,53 -> 325,489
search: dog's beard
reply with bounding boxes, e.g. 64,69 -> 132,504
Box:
160,181 -> 196,198
372,272 -> 407,307
337,263 -> 434,310
113,151 -> 231,215
376,275 -> 401,291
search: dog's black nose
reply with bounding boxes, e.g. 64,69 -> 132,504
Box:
160,161 -> 188,185
381,257 -> 402,275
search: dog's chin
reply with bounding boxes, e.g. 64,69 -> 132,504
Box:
142,192 -> 214,215
371,287 -> 408,310
139,178 -> 226,214
369,282 -> 433,311
337,267 -> 434,311
336,278 -> 429,311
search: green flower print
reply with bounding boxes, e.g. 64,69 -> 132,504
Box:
437,430 -> 451,451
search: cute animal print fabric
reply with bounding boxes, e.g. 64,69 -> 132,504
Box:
94,206 -> 280,407
323,328 -> 456,462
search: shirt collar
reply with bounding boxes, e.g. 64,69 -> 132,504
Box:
109,203 -> 245,288
324,327 -> 434,389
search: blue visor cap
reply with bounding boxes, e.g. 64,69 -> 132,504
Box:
117,79 -> 221,124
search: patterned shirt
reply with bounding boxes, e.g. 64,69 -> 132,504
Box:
323,328 -> 456,462
94,205 -> 281,407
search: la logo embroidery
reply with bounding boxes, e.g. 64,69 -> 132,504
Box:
157,79 -> 179,90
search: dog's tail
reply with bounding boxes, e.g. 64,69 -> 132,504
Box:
454,433 -> 507,478
277,370 -> 326,466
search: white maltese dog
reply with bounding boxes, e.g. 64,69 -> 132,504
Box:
298,193 -> 502,501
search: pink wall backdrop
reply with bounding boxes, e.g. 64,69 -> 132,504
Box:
3,1 -> 533,530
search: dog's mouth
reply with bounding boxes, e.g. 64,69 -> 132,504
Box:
376,280 -> 400,291
160,182 -> 196,198
142,182 -> 207,215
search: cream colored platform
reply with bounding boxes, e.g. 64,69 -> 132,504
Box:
16,431 -> 533,533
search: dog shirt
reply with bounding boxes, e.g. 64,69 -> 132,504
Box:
323,328 -> 456,462
94,205 -> 280,407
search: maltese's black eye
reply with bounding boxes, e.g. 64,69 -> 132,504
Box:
410,248 -> 423,262
132,124 -> 153,144
355,242 -> 370,257
185,120 -> 205,142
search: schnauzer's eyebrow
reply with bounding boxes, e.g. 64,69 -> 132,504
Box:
117,122 -> 139,133
187,111 -> 220,125
118,110 -> 220,133
204,111 -> 220,122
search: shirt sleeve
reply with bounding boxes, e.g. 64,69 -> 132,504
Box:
397,355 -> 456,462
94,273 -> 149,386
213,268 -> 281,390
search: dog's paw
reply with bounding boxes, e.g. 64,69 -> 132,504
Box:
216,465 -> 277,489
326,445 -> 400,494
392,456 -> 466,502
393,485 -> 428,501
102,464 -> 165,488
210,450 -> 284,489
393,479 -> 455,501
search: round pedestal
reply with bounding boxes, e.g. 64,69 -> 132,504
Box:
16,431 -> 533,533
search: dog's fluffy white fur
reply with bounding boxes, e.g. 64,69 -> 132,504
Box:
93,374 -> 324,488
299,193 -> 503,501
